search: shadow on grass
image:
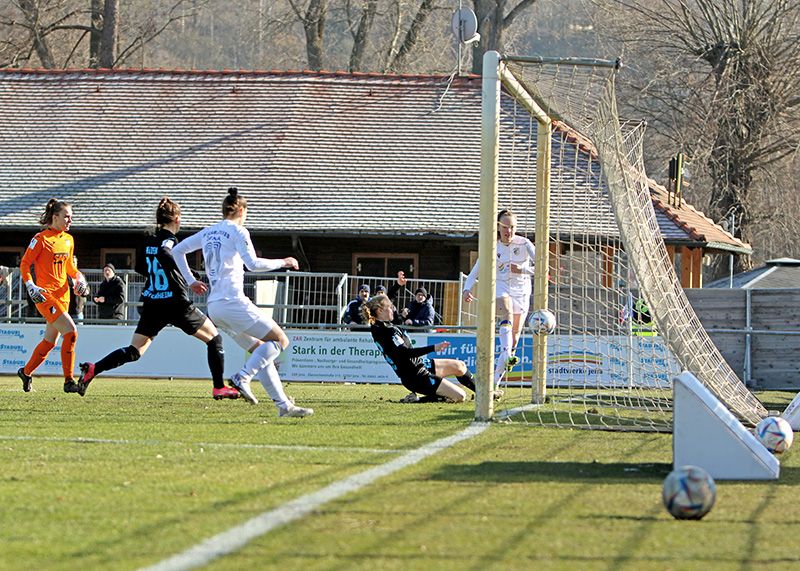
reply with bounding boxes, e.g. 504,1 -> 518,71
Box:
431,460 -> 800,485
430,460 -> 671,483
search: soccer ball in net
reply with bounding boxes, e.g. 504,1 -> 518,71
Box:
662,465 -> 716,520
754,416 -> 794,454
528,309 -> 556,335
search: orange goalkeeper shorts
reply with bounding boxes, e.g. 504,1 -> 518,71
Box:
36,298 -> 69,324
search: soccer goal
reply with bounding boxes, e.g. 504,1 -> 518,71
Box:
473,51 -> 768,431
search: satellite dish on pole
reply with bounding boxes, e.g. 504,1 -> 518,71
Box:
451,7 -> 480,45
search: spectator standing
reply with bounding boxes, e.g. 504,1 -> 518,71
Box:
344,284 -> 370,325
402,287 -> 435,329
93,263 -> 125,321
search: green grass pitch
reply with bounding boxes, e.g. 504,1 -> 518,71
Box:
1,376 -> 799,570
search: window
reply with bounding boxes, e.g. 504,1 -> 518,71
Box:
353,254 -> 417,279
100,248 -> 135,270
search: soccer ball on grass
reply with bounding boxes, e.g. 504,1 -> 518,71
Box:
662,465 -> 716,520
754,416 -> 794,454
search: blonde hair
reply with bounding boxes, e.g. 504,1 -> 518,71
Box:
360,294 -> 389,325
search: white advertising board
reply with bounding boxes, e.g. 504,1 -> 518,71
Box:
0,324 -> 676,387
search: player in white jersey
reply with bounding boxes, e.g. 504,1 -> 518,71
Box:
463,209 -> 535,394
172,187 -> 313,418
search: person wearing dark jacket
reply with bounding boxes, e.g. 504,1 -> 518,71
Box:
344,284 -> 370,325
93,263 -> 125,321
402,287 -> 435,328
361,294 -> 475,403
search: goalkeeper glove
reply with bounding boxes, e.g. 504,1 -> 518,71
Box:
26,280 -> 46,304
74,274 -> 89,297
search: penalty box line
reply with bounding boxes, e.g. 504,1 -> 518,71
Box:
139,422 -> 490,571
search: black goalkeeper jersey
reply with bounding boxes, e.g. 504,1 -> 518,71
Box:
137,229 -> 193,306
370,320 -> 436,380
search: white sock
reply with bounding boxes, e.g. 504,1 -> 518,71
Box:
498,320 -> 512,355
237,340 -> 280,382
494,347 -> 509,388
255,362 -> 291,409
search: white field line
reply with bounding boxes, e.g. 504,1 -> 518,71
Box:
495,402 -> 543,421
139,422 -> 490,571
0,435 -> 397,455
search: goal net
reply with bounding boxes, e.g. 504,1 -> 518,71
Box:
472,52 -> 767,431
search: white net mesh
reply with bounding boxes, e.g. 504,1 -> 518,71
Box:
472,56 -> 767,431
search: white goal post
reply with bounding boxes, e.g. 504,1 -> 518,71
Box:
475,51 -> 768,430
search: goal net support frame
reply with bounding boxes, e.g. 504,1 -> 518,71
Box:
475,50 -> 768,429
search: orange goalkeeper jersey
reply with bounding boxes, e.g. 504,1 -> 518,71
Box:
20,229 -> 78,303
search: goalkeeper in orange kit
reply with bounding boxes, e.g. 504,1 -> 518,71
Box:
18,199 -> 89,394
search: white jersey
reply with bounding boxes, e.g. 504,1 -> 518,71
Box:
464,235 -> 535,300
172,219 -> 284,304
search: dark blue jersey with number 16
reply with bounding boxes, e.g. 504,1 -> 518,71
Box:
137,228 -> 193,306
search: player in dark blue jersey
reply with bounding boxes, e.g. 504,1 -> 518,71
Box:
77,197 -> 238,400
361,294 -> 475,403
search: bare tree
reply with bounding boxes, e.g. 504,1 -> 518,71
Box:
0,0 -> 206,69
469,0 -> 539,74
89,0 -> 102,66
287,0 -> 327,70
385,0 -> 435,71
2,1 -> 83,68
594,0 -> 800,274
97,0 -> 117,67
20,0 -> 58,67
346,0 -> 376,71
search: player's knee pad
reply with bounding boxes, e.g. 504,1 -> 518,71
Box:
124,345 -> 141,362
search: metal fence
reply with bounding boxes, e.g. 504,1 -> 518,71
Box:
0,269 -> 465,330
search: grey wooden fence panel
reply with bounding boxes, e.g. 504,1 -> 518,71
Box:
685,289 -> 800,390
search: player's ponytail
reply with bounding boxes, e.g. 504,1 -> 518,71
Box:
39,198 -> 71,226
361,294 -> 388,325
155,197 -> 181,232
222,186 -> 247,218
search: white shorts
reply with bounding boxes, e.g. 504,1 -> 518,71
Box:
497,293 -> 531,316
209,298 -> 276,351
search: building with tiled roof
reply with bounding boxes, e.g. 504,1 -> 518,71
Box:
705,258 -> 800,289
0,68 -> 749,287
